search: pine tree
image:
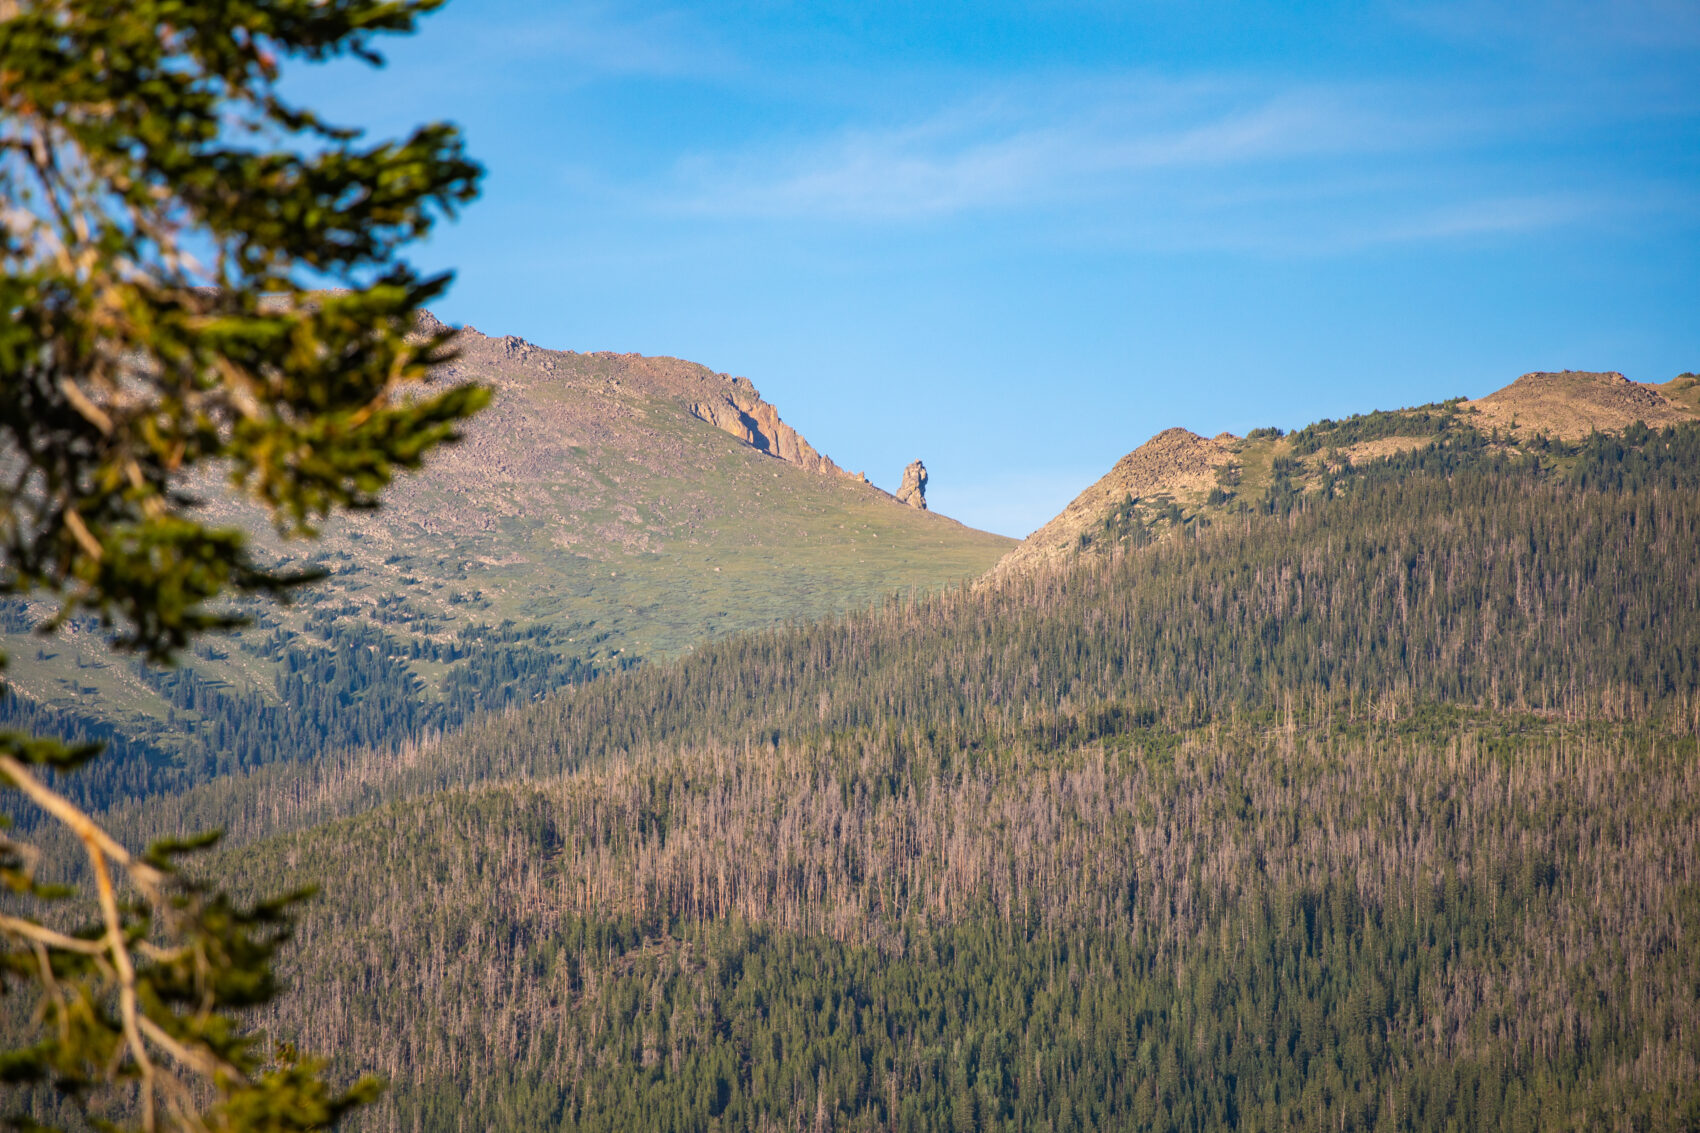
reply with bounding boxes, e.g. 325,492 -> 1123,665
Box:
0,1 -> 484,1128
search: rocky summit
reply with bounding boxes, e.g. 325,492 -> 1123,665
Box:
1462,370 -> 1698,439
988,365 -> 1700,584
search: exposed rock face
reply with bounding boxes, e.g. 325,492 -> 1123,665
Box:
896,460 -> 928,510
1464,370 -> 1696,439
420,311 -> 845,479
690,376 -> 841,475
988,427 -> 1236,579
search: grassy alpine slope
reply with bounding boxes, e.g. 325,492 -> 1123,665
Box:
157,420 -> 1700,1132
0,319 -> 1012,803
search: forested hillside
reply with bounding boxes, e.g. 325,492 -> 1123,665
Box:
35,421 -> 1693,1132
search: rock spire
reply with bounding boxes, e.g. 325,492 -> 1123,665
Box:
897,460 -> 928,510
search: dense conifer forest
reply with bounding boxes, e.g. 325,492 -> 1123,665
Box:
9,422 -> 1700,1130
0,614 -> 619,818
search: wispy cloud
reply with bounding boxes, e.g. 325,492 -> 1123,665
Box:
652,71 -> 1678,251
1372,194 -> 1599,242
667,79 -> 1402,221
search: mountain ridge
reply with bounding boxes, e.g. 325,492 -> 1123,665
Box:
991,367 -> 1700,577
0,315 -> 1013,782
1462,368 -> 1696,439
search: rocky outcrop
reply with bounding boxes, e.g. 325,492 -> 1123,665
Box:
1464,371 -> 1696,439
413,308 -> 449,337
422,313 -> 850,477
690,377 -> 842,475
988,427 -> 1236,579
896,460 -> 928,509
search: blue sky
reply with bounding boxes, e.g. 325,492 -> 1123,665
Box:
290,0 -> 1699,537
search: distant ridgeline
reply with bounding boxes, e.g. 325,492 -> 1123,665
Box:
25,415 -> 1694,1133
0,316 -> 1012,812
988,368 -> 1700,578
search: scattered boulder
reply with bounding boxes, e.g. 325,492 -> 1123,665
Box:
896,460 -> 928,510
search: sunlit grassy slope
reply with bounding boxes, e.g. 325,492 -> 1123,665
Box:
0,323 -> 1012,764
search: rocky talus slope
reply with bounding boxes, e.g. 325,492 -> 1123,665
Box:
989,427 -> 1237,577
1462,370 -> 1697,439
